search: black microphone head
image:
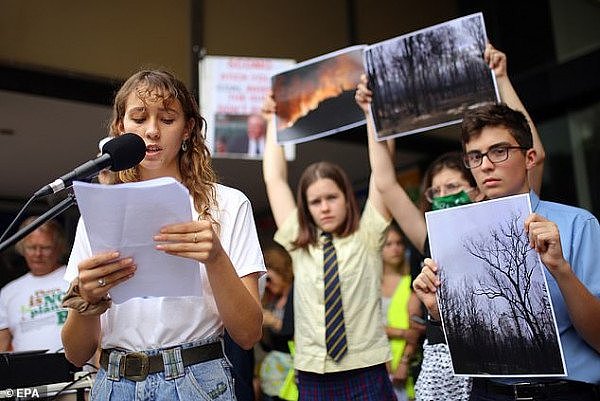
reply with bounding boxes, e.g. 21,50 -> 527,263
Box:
101,133 -> 146,171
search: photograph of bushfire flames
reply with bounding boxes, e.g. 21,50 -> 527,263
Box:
272,46 -> 366,145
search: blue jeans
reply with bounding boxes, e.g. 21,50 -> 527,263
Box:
91,339 -> 236,401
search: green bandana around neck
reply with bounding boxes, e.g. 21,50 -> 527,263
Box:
431,190 -> 472,211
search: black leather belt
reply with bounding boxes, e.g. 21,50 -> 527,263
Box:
472,378 -> 600,400
100,342 -> 223,382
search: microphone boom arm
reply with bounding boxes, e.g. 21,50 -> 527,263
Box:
0,193 -> 77,253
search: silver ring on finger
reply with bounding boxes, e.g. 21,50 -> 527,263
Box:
193,232 -> 198,243
98,277 -> 107,287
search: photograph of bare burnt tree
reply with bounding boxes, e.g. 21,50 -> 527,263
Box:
426,194 -> 565,377
364,12 -> 499,140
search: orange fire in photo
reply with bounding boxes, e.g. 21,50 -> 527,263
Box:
274,52 -> 364,131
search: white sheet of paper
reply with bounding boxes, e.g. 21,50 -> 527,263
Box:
72,177 -> 202,304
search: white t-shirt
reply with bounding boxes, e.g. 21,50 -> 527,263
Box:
0,266 -> 68,352
65,183 -> 265,351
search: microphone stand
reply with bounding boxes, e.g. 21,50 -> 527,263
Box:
0,193 -> 77,253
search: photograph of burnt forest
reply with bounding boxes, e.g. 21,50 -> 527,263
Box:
364,13 -> 499,140
426,195 -> 565,377
272,46 -> 366,145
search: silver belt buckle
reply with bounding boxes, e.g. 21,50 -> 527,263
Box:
513,382 -> 534,401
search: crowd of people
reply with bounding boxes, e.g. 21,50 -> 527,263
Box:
0,43 -> 598,401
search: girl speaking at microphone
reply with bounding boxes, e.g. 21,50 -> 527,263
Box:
61,70 -> 265,401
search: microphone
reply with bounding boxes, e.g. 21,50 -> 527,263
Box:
34,133 -> 146,197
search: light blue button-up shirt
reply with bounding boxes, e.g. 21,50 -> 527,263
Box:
528,191 -> 600,384
495,192 -> 600,386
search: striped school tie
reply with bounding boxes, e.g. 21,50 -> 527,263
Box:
322,232 -> 348,362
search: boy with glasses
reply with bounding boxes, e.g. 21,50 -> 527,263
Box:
413,103 -> 600,400
0,217 -> 68,352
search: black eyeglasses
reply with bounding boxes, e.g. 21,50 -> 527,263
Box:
463,145 -> 528,169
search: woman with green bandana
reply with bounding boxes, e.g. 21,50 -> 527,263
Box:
358,100 -> 485,401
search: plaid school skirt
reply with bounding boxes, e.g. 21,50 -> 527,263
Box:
297,363 -> 397,401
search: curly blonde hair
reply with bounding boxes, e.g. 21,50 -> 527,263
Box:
108,70 -> 218,222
